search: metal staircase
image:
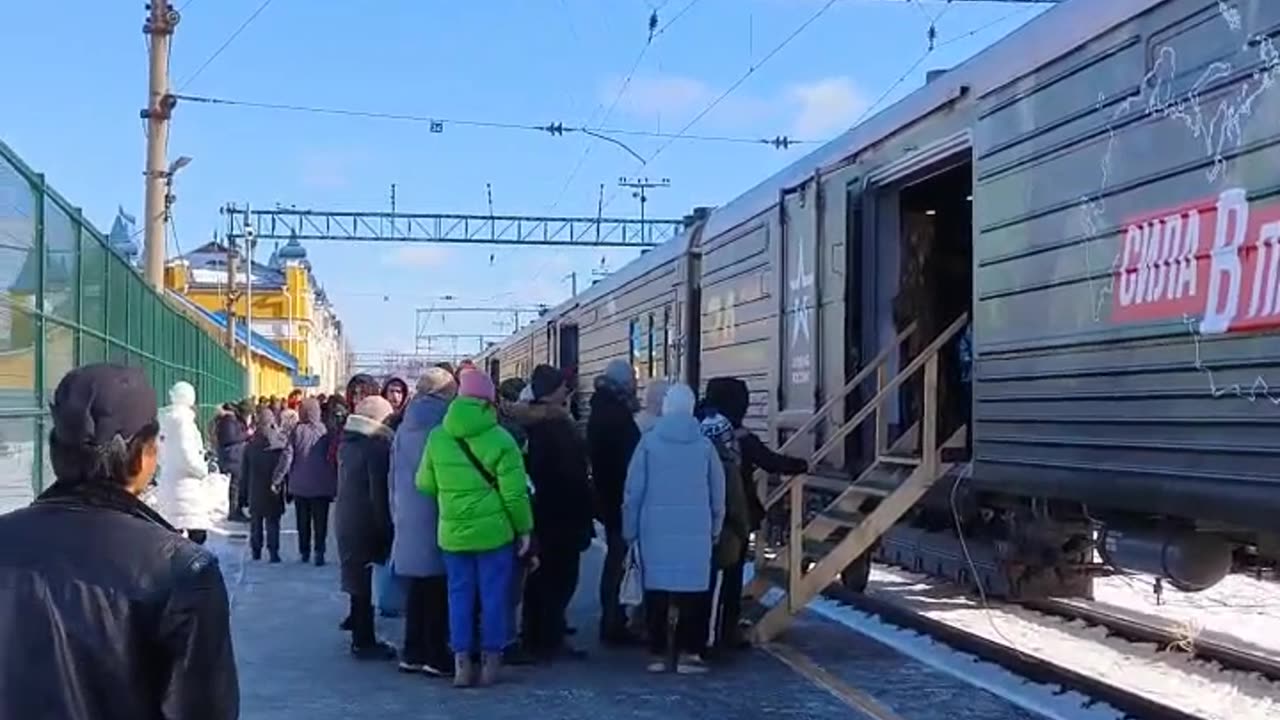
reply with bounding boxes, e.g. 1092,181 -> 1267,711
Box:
746,312 -> 970,644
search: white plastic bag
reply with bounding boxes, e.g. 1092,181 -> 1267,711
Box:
619,543 -> 644,607
204,472 -> 230,522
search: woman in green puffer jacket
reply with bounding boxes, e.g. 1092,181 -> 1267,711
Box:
416,370 -> 534,688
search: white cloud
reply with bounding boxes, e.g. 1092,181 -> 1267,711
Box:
604,73 -> 713,119
786,76 -> 870,138
383,245 -> 453,268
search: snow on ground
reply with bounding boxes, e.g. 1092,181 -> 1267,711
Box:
0,442 -> 36,515
1092,573 -> 1280,660
859,565 -> 1280,720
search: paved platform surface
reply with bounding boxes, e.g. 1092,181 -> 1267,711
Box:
212,525 -> 872,720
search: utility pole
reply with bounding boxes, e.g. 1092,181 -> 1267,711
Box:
224,235 -> 241,353
618,177 -> 670,243
564,271 -> 578,297
142,1 -> 179,289
243,208 -> 257,397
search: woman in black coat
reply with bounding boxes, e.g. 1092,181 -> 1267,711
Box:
243,408 -> 287,562
215,401 -> 251,522
336,396 -> 397,660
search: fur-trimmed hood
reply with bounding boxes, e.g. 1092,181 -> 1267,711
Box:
343,413 -> 392,439
504,400 -> 571,427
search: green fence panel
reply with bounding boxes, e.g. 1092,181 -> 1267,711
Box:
0,139 -> 246,511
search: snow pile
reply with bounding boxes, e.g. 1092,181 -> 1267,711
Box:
859,565 -> 1280,720
0,442 -> 36,515
1093,573 -> 1280,661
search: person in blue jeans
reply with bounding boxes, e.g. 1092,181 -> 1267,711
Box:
417,370 -> 534,687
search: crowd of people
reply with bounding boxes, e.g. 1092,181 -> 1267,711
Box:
0,357 -> 809,717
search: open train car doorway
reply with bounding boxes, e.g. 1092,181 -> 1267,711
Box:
853,153 -> 973,469
557,323 -> 581,421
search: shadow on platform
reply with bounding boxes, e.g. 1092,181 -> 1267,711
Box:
214,528 -> 872,720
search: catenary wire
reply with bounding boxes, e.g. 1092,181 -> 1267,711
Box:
177,0 -> 276,91
548,0 -> 710,211
598,0 -> 841,214
171,93 -> 811,146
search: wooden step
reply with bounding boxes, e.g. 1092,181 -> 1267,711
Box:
878,453 -> 920,466
813,507 -> 863,528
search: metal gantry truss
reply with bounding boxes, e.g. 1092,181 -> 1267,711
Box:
223,204 -> 684,248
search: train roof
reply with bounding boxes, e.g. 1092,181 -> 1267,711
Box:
702,0 -> 1161,239
489,222 -> 696,354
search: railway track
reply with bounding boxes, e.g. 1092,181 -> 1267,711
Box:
757,562 -> 1280,720
1024,597 -> 1280,683
813,582 -> 1199,720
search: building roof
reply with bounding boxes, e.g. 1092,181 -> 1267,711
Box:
107,206 -> 139,261
180,240 -> 288,289
166,291 -> 300,372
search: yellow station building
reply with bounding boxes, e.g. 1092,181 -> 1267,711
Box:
164,237 -> 348,397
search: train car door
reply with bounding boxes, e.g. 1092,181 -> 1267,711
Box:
776,181 -> 822,461
558,323 -> 582,420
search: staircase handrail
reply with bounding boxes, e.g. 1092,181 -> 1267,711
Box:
750,321 -> 916,499
763,312 -> 969,510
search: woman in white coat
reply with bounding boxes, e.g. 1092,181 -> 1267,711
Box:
157,381 -> 215,544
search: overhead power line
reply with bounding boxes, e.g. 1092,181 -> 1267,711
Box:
596,0 -> 840,214
177,0 -> 276,90
549,0 -> 710,210
172,92 -> 809,148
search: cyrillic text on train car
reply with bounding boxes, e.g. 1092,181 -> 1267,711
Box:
1113,188 -> 1280,335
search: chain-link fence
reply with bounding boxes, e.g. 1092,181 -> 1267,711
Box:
0,139 -> 245,512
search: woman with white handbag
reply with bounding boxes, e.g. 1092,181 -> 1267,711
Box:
621,384 -> 726,675
156,381 -> 217,544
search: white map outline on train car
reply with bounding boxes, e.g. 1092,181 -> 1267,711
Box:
1076,3 -> 1280,405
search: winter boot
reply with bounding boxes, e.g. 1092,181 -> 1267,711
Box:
478,652 -> 502,687
314,552 -> 326,567
269,552 -> 282,564
299,552 -> 310,564
453,653 -> 475,688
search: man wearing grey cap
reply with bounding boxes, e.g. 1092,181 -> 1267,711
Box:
0,363 -> 238,720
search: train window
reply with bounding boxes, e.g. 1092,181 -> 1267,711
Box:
646,313 -> 656,378
629,317 -> 643,376
660,306 -> 671,378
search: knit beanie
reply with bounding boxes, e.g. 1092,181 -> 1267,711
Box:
417,367 -> 457,397
353,396 -> 395,425
498,377 -> 527,403
530,364 -> 565,400
662,383 -> 696,417
458,369 -> 496,402
602,359 -> 635,393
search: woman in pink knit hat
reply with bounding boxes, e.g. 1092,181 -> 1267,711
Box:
417,369 -> 534,687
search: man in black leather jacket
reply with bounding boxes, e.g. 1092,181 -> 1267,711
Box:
0,364 -> 239,720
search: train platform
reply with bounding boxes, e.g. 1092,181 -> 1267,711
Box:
212,524 -> 868,719
210,519 -> 1039,720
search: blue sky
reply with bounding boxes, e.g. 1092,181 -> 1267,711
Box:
1,0 -> 1044,355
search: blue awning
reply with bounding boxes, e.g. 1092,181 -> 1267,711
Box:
167,292 -> 299,372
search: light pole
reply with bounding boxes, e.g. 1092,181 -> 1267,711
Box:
242,209 -> 256,398
162,155 -> 191,260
